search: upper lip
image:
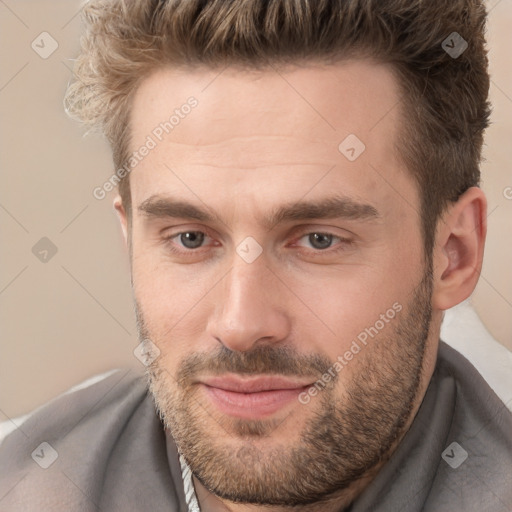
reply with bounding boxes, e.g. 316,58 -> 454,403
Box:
199,375 -> 314,393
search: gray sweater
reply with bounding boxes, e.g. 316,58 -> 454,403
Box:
1,342 -> 511,511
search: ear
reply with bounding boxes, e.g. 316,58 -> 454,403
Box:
113,195 -> 129,248
432,187 -> 487,311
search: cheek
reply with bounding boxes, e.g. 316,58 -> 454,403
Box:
131,219 -> 424,367
132,253 -> 216,350
287,257 -> 418,359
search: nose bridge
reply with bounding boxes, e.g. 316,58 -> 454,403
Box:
207,252 -> 290,351
225,255 -> 266,314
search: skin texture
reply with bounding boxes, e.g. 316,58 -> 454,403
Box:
114,61 -> 487,511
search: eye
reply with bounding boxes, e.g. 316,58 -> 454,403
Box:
303,233 -> 335,250
167,231 -> 210,250
296,232 -> 345,251
178,231 -> 205,249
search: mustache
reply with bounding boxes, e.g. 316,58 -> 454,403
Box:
173,344 -> 333,385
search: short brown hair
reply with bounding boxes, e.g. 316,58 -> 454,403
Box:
65,0 -> 491,255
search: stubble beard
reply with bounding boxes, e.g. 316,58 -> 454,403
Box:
139,270 -> 433,506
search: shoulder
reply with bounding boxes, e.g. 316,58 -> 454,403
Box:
436,335 -> 512,439
1,369 -> 147,448
0,369 -> 151,509
426,342 -> 512,510
440,299 -> 512,411
437,341 -> 512,429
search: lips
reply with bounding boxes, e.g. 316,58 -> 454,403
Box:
200,375 -> 314,393
197,374 -> 314,419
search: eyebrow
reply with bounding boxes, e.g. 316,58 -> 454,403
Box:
138,194 -> 380,230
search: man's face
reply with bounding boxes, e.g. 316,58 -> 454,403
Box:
124,61 -> 437,505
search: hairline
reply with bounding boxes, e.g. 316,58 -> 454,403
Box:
117,56 -> 459,260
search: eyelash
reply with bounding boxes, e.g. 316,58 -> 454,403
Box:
162,230 -> 353,257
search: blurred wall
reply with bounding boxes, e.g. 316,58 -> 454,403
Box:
1,0 -> 511,420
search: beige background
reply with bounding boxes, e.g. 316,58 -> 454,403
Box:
1,0 -> 511,420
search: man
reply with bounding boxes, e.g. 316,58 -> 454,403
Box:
1,0 -> 511,510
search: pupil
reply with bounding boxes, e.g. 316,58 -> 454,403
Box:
309,233 -> 332,249
181,232 -> 204,249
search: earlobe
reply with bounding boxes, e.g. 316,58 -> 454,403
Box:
113,195 -> 129,247
432,187 -> 487,311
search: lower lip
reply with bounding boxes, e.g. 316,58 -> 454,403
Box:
200,384 -> 308,419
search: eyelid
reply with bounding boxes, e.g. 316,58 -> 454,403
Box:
164,230 -> 216,249
160,223 -> 218,239
161,225 -> 355,255
290,232 -> 352,250
288,224 -> 354,241
296,232 -> 345,243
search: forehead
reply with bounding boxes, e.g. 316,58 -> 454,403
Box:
131,59 -> 401,145
128,60 -> 416,217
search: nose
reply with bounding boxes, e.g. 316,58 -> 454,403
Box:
206,254 -> 291,353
